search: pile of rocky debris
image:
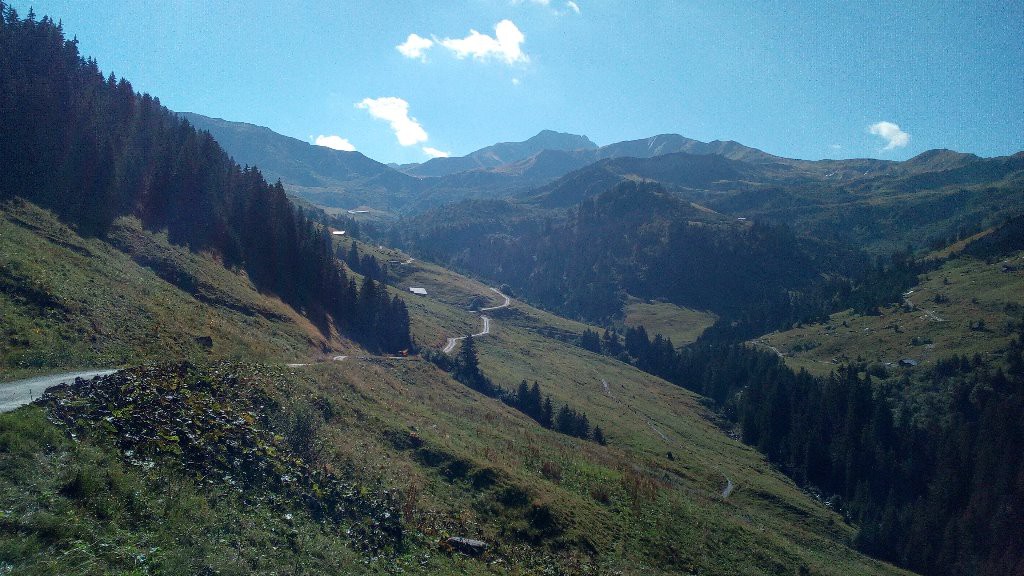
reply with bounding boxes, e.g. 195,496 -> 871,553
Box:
39,362 -> 402,552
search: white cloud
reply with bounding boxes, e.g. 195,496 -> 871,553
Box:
829,144 -> 842,150
356,97 -> 428,146
396,33 -> 433,61
440,20 -> 528,65
422,146 -> 450,158
314,135 -> 356,152
868,121 -> 910,150
565,1 -> 581,14
511,77 -> 521,85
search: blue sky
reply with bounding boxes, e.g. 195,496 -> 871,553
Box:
12,1 -> 1024,164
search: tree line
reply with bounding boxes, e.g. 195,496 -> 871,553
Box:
425,335 -> 603,444
0,6 -> 411,353
578,320 -> 1023,576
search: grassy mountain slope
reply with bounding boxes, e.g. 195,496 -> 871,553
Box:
1,198 -> 910,574
0,200 -> 333,381
756,249 -> 1024,377
623,300 -> 718,347
179,112 -> 426,213
178,112 -> 415,190
303,239 -> 915,575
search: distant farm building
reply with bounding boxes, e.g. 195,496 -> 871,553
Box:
331,230 -> 346,236
408,287 -> 428,296
347,209 -> 370,214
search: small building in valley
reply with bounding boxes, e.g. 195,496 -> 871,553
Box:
408,287 -> 428,296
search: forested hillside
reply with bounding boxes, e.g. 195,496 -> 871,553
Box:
399,181 -> 915,333
397,161 -> 1023,576
0,7 -> 409,352
558,221 -> 1024,576
591,324 -> 1024,576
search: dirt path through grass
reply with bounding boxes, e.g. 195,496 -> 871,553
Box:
442,288 -> 509,354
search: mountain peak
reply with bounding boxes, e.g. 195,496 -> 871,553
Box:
402,130 -> 598,178
902,148 -> 980,172
526,130 -> 598,151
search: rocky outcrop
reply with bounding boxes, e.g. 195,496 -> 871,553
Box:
445,536 -> 488,556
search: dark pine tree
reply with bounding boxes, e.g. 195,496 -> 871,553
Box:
541,396 -> 554,429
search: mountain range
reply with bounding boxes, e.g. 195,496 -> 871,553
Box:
394,129 -> 598,177
183,111 -> 1024,254
4,10 -> 1024,576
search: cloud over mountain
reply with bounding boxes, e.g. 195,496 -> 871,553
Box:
398,20 -> 529,67
422,146 -> 450,158
869,121 -> 910,150
356,97 -> 428,146
314,135 -> 356,151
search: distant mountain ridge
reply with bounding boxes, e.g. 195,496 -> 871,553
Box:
177,112 -> 425,210
398,132 -> 777,179
177,112 -> 1022,229
401,130 -> 598,178
595,133 -> 778,163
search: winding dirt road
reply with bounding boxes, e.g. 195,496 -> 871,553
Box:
480,287 -> 510,311
442,288 -> 509,354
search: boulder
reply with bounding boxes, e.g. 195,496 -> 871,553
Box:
446,536 -> 488,556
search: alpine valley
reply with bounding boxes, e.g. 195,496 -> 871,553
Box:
1,6 -> 1022,576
